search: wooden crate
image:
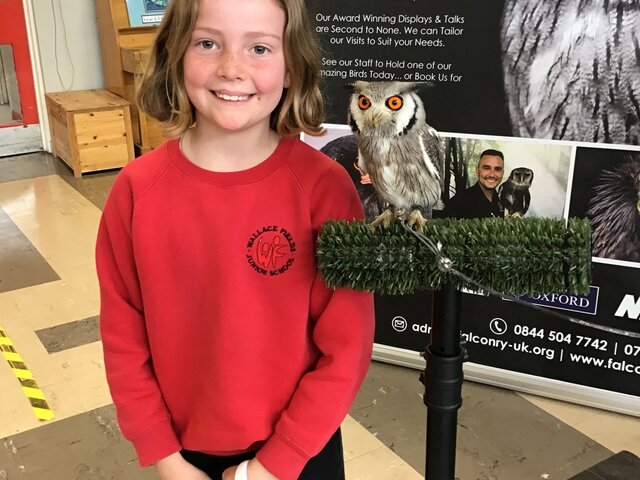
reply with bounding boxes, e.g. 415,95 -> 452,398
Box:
46,89 -> 134,177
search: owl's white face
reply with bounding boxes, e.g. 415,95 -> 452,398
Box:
349,84 -> 420,137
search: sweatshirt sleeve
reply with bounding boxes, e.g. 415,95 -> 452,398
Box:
256,162 -> 376,479
95,172 -> 181,466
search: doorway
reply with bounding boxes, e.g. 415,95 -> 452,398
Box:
0,45 -> 23,125
0,0 -> 42,156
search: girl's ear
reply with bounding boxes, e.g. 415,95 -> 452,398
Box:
284,69 -> 291,88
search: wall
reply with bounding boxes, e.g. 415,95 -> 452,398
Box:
31,0 -> 104,93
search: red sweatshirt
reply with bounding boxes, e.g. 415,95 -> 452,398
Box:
95,136 -> 375,479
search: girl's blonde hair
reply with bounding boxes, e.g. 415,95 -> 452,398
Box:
137,0 -> 325,138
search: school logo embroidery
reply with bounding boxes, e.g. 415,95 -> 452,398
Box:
246,225 -> 296,276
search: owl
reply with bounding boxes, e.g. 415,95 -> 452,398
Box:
347,81 -> 444,229
498,167 -> 534,217
501,0 -> 640,144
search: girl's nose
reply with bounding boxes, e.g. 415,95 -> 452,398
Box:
217,51 -> 244,80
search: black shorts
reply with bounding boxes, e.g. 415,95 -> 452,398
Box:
181,429 -> 345,480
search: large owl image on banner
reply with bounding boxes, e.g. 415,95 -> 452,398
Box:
502,0 -> 640,144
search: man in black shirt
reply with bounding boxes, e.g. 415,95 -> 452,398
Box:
444,149 -> 505,219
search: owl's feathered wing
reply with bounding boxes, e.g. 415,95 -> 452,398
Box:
501,0 -> 640,144
418,124 -> 446,211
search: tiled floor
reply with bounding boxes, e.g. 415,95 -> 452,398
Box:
1,151 -> 639,479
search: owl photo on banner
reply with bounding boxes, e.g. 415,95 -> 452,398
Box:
498,167 -> 534,217
501,0 -> 640,144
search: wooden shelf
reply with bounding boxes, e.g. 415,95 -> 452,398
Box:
119,26 -> 157,35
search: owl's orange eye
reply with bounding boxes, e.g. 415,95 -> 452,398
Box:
386,96 -> 403,110
358,95 -> 371,110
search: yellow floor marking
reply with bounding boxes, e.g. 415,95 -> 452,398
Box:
3,351 -> 24,362
0,326 -> 54,421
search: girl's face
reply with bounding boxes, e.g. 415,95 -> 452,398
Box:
183,0 -> 290,136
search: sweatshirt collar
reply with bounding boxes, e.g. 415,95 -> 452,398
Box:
168,136 -> 296,186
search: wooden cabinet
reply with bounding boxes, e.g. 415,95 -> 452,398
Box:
96,0 -> 166,154
46,90 -> 134,177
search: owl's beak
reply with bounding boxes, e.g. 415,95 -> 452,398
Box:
636,198 -> 640,214
370,112 -> 383,129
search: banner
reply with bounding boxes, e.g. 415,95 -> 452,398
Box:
304,0 -> 640,411
308,0 -> 639,144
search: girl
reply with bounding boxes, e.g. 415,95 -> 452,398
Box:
95,0 -> 375,479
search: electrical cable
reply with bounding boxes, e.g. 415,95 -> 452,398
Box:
50,0 -> 75,91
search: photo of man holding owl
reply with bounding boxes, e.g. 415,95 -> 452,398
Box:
443,149 -> 506,219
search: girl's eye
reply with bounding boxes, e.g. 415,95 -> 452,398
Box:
199,40 -> 216,50
253,45 -> 269,55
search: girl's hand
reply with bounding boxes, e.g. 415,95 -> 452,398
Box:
222,458 -> 279,480
156,451 -> 211,479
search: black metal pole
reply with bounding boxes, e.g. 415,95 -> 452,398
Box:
423,283 -> 465,480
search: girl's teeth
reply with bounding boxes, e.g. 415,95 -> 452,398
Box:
217,93 -> 249,101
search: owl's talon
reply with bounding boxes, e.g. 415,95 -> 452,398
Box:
370,209 -> 395,229
407,209 -> 427,231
